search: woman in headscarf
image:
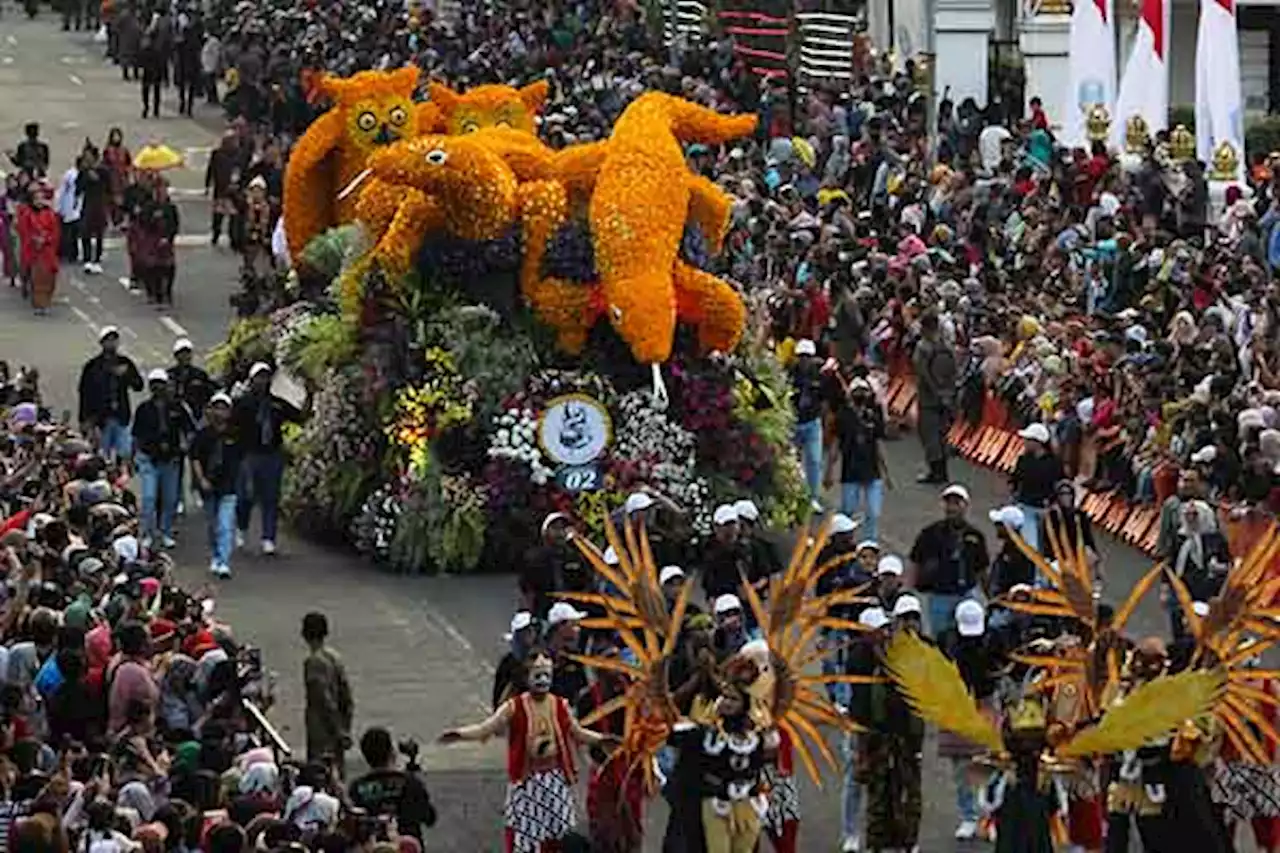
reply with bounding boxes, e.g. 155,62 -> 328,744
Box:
823,135 -> 850,186
16,180 -> 60,315
1165,500 -> 1230,641
101,128 -> 131,228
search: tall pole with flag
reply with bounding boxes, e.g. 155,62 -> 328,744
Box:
1110,0 -> 1170,151
1064,0 -> 1116,149
1195,0 -> 1245,183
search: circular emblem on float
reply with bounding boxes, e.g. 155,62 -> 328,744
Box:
538,394 -> 612,467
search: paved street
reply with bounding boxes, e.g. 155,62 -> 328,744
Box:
0,17 -> 1193,851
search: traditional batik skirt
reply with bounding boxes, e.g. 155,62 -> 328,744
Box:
1212,761 -> 1280,821
762,765 -> 801,836
504,768 -> 578,852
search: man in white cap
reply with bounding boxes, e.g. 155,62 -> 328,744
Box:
699,503 -> 744,601
735,498 -> 782,588
544,602 -> 588,700
908,484 -> 988,638
232,361 -> 307,556
827,373 -> 888,542
861,597 -> 925,853
986,506 -> 1036,602
168,337 -> 215,517
1010,422 -> 1064,553
816,514 -> 866,706
840,605 -> 891,852
711,593 -> 757,658
789,338 -> 828,508
492,610 -> 536,708
520,512 -> 585,620
130,367 -> 193,551
78,325 -> 144,463
189,392 -> 240,578
937,599 -> 996,841
874,552 -> 906,610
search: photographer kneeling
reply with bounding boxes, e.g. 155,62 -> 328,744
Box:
348,727 -> 437,842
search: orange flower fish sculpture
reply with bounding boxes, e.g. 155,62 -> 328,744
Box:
282,66 -> 435,260
587,93 -> 756,364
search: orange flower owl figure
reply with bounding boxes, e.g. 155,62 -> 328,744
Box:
282,66 -> 432,261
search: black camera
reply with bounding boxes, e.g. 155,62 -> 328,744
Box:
397,738 -> 420,772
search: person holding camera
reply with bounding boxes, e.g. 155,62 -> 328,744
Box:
347,727 -> 436,843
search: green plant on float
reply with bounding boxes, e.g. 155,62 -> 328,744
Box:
284,314 -> 359,383
208,316 -> 272,380
303,223 -> 370,283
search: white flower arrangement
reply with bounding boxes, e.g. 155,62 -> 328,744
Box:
614,390 -> 696,465
487,406 -> 554,485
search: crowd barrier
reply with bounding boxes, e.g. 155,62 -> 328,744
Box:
881,369 -> 1278,563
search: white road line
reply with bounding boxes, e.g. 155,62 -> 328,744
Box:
87,295 -> 100,305
5,35 -> 16,46
70,279 -> 87,292
1,57 -> 13,65
159,316 -> 188,338
70,306 -> 99,334
120,327 -> 138,339
68,74 -> 83,86
117,276 -> 130,288
103,234 -> 208,250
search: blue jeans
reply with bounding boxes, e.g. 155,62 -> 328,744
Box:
794,418 -> 823,503
821,628 -> 851,707
205,494 -> 237,566
136,453 -> 180,541
1017,503 -> 1043,554
953,757 -> 978,821
841,731 -> 862,839
237,451 -> 284,542
841,479 -> 884,543
101,418 -> 132,460
928,589 -> 979,639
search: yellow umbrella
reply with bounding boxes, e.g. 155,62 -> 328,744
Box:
134,144 -> 185,172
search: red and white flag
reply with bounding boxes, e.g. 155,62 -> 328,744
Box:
1195,0 -> 1245,182
1064,0 -> 1116,148
1111,0 -> 1170,150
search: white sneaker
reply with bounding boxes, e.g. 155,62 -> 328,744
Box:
840,836 -> 861,852
210,562 -> 231,579
235,531 -> 245,549
161,535 -> 177,549
261,539 -> 276,556
82,262 -> 93,274
176,501 -> 185,517
955,820 -> 979,840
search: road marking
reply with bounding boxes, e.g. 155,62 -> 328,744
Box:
5,35 -> 16,46
104,234 -> 208,250
60,121 -> 81,131
118,276 -> 132,290
159,316 -> 188,338
70,305 -> 99,335
68,74 -> 83,86
71,279 -> 87,293
1,57 -> 13,65
121,326 -> 138,339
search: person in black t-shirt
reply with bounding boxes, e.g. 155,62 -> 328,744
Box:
189,393 -> 241,578
231,362 -> 306,556
827,377 -> 888,543
789,339 -> 827,506
132,369 -> 195,551
909,484 -> 989,639
348,727 -> 436,842
1009,423 -> 1064,554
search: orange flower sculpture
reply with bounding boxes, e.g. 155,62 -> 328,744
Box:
586,93 -> 756,363
282,66 -> 439,261
421,80 -> 549,136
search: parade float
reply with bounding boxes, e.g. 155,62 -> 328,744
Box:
211,68 -> 808,573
